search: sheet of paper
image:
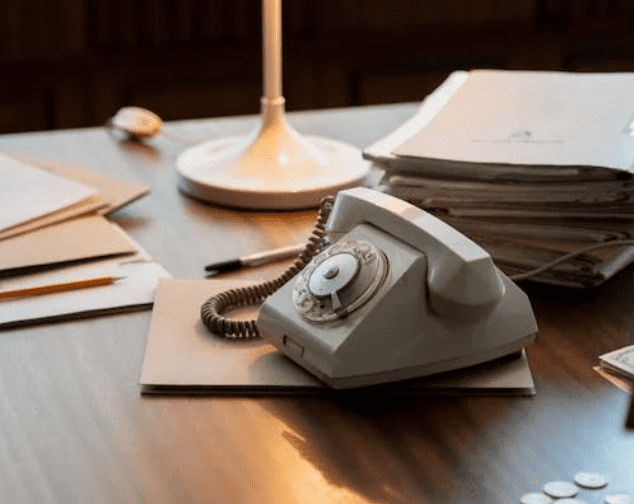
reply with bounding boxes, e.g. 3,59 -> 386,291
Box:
0,153 -> 96,233
392,70 -> 634,172
364,70 -> 469,161
0,198 -> 106,241
0,215 -> 137,276
7,152 -> 151,215
140,279 -> 536,395
0,233 -> 171,329
0,153 -> 150,241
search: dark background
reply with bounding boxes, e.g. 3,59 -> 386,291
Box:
2,0 -> 634,134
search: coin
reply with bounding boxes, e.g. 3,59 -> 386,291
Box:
520,492 -> 554,504
574,472 -> 608,489
605,495 -> 634,504
542,481 -> 579,499
556,499 -> 588,504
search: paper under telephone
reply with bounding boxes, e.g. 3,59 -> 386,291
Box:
206,187 -> 538,389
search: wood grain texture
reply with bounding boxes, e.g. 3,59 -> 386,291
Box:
1,104 -> 633,504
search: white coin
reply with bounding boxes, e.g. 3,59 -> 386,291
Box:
543,481 -> 579,499
520,492 -> 554,504
605,495 -> 634,504
574,472 -> 608,489
557,499 -> 588,504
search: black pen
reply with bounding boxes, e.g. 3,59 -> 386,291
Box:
205,243 -> 305,273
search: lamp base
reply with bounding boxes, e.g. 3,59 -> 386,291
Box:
176,98 -> 369,210
177,136 -> 369,210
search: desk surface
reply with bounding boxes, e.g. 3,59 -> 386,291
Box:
1,104 -> 633,504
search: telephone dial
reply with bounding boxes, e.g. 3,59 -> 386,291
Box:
202,187 -> 537,389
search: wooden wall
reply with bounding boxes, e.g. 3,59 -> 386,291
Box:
2,0 -> 634,133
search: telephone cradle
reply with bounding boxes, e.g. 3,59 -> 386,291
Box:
256,187 -> 537,389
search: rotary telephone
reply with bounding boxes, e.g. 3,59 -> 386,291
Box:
202,187 -> 537,389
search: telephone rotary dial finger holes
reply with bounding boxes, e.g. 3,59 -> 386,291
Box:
292,239 -> 388,322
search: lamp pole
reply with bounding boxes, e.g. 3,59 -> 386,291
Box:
263,0 -> 282,101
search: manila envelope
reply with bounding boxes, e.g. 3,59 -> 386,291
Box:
0,215 -> 137,277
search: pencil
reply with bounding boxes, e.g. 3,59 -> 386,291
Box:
0,275 -> 123,301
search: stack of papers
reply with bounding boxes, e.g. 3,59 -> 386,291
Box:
0,153 -> 170,328
595,346 -> 634,427
364,70 -> 634,287
595,344 -> 634,393
599,345 -> 634,381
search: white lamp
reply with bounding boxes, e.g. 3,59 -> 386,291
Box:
176,0 -> 370,210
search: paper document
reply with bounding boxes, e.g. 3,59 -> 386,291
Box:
0,235 -> 171,329
0,153 -> 96,232
364,70 -> 469,162
14,153 -> 151,215
0,153 -> 150,241
0,215 -> 137,276
392,70 -> 634,172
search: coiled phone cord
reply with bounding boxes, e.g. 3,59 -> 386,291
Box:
200,196 -> 335,339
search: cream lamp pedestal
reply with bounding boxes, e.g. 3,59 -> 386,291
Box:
176,97 -> 369,210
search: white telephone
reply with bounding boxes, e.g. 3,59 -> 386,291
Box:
254,187 -> 537,389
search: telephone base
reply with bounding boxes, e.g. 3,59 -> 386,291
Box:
257,188 -> 538,390
291,332 -> 535,389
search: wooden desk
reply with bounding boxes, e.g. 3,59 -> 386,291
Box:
1,104 -> 633,504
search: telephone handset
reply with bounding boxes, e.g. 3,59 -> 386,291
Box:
322,187 -> 506,321
203,187 -> 537,389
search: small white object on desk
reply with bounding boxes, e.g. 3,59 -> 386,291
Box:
573,472 -> 608,489
110,106 -> 163,139
542,481 -> 578,499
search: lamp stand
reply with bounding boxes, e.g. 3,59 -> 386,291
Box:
176,0 -> 369,210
